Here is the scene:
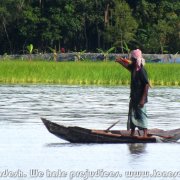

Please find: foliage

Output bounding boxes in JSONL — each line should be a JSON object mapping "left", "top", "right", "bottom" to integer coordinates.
{"left": 2, "top": 53, "right": 9, "bottom": 60}
{"left": 26, "top": 44, "right": 33, "bottom": 61}
{"left": 97, "top": 47, "right": 115, "bottom": 61}
{"left": 27, "top": 44, "right": 33, "bottom": 54}
{"left": 123, "top": 42, "right": 131, "bottom": 57}
{"left": 49, "top": 47, "right": 58, "bottom": 62}
{"left": 171, "top": 52, "right": 179, "bottom": 63}
{"left": 0, "top": 0, "right": 179, "bottom": 54}
{"left": 135, "top": 0, "right": 180, "bottom": 53}
{"left": 111, "top": 0, "right": 138, "bottom": 52}
{"left": 74, "top": 50, "right": 86, "bottom": 62}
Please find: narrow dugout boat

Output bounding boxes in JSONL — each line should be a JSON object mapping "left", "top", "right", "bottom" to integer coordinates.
{"left": 41, "top": 118, "right": 180, "bottom": 143}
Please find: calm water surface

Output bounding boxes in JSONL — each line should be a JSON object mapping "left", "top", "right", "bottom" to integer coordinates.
{"left": 0, "top": 85, "right": 180, "bottom": 180}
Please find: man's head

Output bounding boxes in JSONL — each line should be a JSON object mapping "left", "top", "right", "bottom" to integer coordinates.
{"left": 131, "top": 49, "right": 145, "bottom": 68}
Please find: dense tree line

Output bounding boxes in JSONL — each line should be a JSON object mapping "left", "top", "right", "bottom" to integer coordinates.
{"left": 0, "top": 0, "right": 179, "bottom": 55}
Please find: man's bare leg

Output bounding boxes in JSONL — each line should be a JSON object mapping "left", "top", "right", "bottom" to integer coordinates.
{"left": 131, "top": 129, "right": 135, "bottom": 136}
{"left": 143, "top": 128, "right": 148, "bottom": 137}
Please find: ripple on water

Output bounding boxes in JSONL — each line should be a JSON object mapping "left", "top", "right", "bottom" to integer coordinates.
{"left": 0, "top": 85, "right": 180, "bottom": 178}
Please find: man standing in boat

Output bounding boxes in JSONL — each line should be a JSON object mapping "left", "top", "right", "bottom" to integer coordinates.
{"left": 116, "top": 49, "right": 149, "bottom": 137}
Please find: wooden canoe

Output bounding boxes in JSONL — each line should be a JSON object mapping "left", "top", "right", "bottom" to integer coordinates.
{"left": 41, "top": 118, "right": 180, "bottom": 143}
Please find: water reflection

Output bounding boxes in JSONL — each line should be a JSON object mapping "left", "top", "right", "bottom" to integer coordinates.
{"left": 45, "top": 143, "right": 74, "bottom": 148}
{"left": 127, "top": 143, "right": 147, "bottom": 155}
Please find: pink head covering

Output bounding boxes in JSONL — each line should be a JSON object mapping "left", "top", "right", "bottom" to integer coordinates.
{"left": 131, "top": 49, "right": 145, "bottom": 68}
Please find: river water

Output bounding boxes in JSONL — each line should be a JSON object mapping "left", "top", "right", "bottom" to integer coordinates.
{"left": 0, "top": 85, "right": 180, "bottom": 180}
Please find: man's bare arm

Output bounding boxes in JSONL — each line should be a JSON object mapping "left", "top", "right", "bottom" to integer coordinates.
{"left": 115, "top": 57, "right": 131, "bottom": 71}
{"left": 139, "top": 84, "right": 149, "bottom": 107}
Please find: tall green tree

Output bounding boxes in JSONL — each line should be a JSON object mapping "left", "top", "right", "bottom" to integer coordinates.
{"left": 135, "top": 0, "right": 180, "bottom": 53}
{"left": 104, "top": 0, "right": 138, "bottom": 53}
{"left": 0, "top": 0, "right": 179, "bottom": 54}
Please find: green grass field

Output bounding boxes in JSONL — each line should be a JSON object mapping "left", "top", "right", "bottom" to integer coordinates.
{"left": 0, "top": 60, "right": 180, "bottom": 86}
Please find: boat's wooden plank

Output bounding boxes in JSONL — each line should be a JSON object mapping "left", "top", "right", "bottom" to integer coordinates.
{"left": 91, "top": 130, "right": 122, "bottom": 137}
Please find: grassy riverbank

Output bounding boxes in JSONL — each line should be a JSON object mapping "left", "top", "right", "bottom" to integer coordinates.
{"left": 0, "top": 60, "right": 180, "bottom": 86}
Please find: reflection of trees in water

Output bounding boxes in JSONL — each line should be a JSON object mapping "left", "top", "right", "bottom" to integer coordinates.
{"left": 128, "top": 143, "right": 147, "bottom": 155}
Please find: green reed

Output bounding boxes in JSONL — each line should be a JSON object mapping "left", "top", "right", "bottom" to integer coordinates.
{"left": 146, "top": 64, "right": 180, "bottom": 86}
{"left": 0, "top": 60, "right": 180, "bottom": 86}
